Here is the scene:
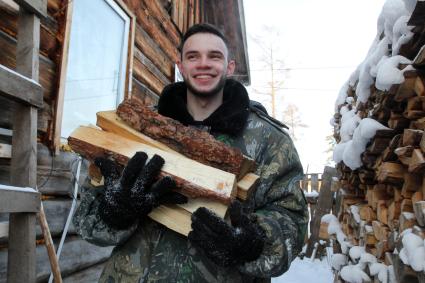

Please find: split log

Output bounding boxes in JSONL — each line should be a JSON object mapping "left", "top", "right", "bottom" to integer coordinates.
{"left": 376, "top": 162, "right": 405, "bottom": 184}
{"left": 394, "top": 146, "right": 414, "bottom": 165}
{"left": 401, "top": 199, "right": 414, "bottom": 213}
{"left": 359, "top": 205, "right": 377, "bottom": 222}
{"left": 408, "top": 149, "right": 425, "bottom": 173}
{"left": 401, "top": 173, "right": 422, "bottom": 198}
{"left": 68, "top": 126, "right": 237, "bottom": 204}
{"left": 394, "top": 73, "right": 418, "bottom": 102}
{"left": 388, "top": 201, "right": 401, "bottom": 224}
{"left": 413, "top": 201, "right": 425, "bottom": 227}
{"left": 95, "top": 110, "right": 259, "bottom": 199}
{"left": 116, "top": 99, "right": 255, "bottom": 179}
{"left": 399, "top": 212, "right": 417, "bottom": 232}
{"left": 402, "top": 129, "right": 423, "bottom": 146}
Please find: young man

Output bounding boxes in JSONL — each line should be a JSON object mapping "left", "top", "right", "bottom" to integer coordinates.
{"left": 74, "top": 23, "right": 308, "bottom": 282}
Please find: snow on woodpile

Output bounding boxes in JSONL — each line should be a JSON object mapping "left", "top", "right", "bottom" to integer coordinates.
{"left": 332, "top": 0, "right": 415, "bottom": 170}
{"left": 328, "top": 0, "right": 425, "bottom": 282}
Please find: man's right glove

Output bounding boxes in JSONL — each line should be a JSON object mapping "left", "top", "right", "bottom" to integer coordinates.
{"left": 95, "top": 152, "right": 187, "bottom": 230}
{"left": 188, "top": 200, "right": 266, "bottom": 267}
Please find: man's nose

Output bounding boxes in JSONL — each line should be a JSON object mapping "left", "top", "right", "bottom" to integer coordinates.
{"left": 197, "top": 56, "right": 211, "bottom": 68}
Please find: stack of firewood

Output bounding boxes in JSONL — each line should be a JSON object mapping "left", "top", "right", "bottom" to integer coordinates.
{"left": 324, "top": 3, "right": 425, "bottom": 282}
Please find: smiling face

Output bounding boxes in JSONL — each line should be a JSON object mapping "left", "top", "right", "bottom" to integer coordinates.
{"left": 178, "top": 32, "right": 235, "bottom": 98}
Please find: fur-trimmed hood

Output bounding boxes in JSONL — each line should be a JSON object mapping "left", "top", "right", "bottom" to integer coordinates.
{"left": 157, "top": 79, "right": 250, "bottom": 136}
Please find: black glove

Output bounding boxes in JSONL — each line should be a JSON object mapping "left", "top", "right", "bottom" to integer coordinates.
{"left": 188, "top": 200, "right": 266, "bottom": 267}
{"left": 95, "top": 152, "right": 187, "bottom": 230}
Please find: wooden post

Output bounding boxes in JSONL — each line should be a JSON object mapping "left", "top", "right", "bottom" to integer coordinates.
{"left": 8, "top": 8, "right": 40, "bottom": 283}
{"left": 311, "top": 173, "right": 319, "bottom": 192}
{"left": 306, "top": 167, "right": 337, "bottom": 257}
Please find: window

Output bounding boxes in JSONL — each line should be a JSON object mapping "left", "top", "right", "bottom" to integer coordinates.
{"left": 60, "top": 0, "right": 131, "bottom": 138}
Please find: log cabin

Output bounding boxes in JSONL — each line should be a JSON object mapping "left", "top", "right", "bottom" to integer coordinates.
{"left": 0, "top": 0, "right": 250, "bottom": 281}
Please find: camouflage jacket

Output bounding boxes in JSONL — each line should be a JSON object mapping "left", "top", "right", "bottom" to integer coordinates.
{"left": 73, "top": 80, "right": 308, "bottom": 282}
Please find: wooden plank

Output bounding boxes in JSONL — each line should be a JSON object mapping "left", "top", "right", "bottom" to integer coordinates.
{"left": 0, "top": 2, "right": 58, "bottom": 63}
{"left": 142, "top": 0, "right": 181, "bottom": 46}
{"left": 131, "top": 78, "right": 159, "bottom": 106}
{"left": 125, "top": 1, "right": 179, "bottom": 62}
{"left": 0, "top": 185, "right": 40, "bottom": 213}
{"left": 0, "top": 29, "right": 56, "bottom": 103}
{"left": 0, "top": 199, "right": 84, "bottom": 243}
{"left": 8, "top": 9, "right": 42, "bottom": 283}
{"left": 53, "top": 0, "right": 73, "bottom": 152}
{"left": 7, "top": 213, "right": 37, "bottom": 283}
{"left": 148, "top": 204, "right": 192, "bottom": 236}
{"left": 0, "top": 237, "right": 113, "bottom": 282}
{"left": 0, "top": 64, "right": 43, "bottom": 107}
{"left": 0, "top": 142, "right": 11, "bottom": 158}
{"left": 310, "top": 173, "right": 319, "bottom": 192}
{"left": 305, "top": 166, "right": 336, "bottom": 256}
{"left": 236, "top": 172, "right": 259, "bottom": 200}
{"left": 133, "top": 54, "right": 165, "bottom": 95}
{"left": 134, "top": 25, "right": 174, "bottom": 80}
{"left": 68, "top": 126, "right": 237, "bottom": 204}
{"left": 0, "top": 221, "right": 8, "bottom": 241}
{"left": 14, "top": 0, "right": 47, "bottom": 18}
{"left": 133, "top": 48, "right": 170, "bottom": 89}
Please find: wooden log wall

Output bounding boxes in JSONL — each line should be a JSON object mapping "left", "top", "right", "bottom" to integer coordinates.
{"left": 0, "top": 0, "right": 200, "bottom": 281}
{"left": 329, "top": 3, "right": 425, "bottom": 282}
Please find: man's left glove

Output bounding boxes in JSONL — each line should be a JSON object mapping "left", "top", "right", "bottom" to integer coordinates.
{"left": 188, "top": 200, "right": 266, "bottom": 267}
{"left": 95, "top": 152, "right": 187, "bottom": 230}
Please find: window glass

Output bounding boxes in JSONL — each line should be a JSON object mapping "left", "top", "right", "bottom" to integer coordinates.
{"left": 61, "top": 0, "right": 130, "bottom": 138}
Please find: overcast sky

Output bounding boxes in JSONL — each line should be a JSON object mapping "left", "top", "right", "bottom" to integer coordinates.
{"left": 243, "top": 0, "right": 386, "bottom": 173}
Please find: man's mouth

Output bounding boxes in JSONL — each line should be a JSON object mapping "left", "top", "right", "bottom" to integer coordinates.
{"left": 194, "top": 74, "right": 215, "bottom": 79}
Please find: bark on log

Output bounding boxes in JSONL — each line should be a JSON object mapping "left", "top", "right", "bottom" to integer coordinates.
{"left": 68, "top": 126, "right": 236, "bottom": 204}
{"left": 116, "top": 98, "right": 254, "bottom": 178}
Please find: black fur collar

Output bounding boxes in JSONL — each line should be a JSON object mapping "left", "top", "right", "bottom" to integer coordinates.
{"left": 157, "top": 79, "right": 250, "bottom": 136}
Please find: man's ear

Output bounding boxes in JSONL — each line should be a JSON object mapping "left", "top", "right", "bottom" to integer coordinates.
{"left": 226, "top": 60, "right": 236, "bottom": 76}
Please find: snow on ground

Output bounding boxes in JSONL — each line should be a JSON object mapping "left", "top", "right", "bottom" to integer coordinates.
{"left": 272, "top": 257, "right": 334, "bottom": 283}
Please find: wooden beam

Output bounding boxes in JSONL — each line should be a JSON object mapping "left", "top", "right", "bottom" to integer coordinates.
{"left": 7, "top": 213, "right": 37, "bottom": 283}
{"left": 14, "top": 0, "right": 47, "bottom": 19}
{"left": 0, "top": 64, "right": 43, "bottom": 108}
{"left": 0, "top": 142, "right": 11, "bottom": 158}
{"left": 0, "top": 185, "right": 40, "bottom": 213}
{"left": 134, "top": 24, "right": 174, "bottom": 80}
{"left": 53, "top": 0, "right": 73, "bottom": 152}
{"left": 0, "top": 221, "right": 8, "bottom": 240}
{"left": 68, "top": 126, "right": 237, "bottom": 204}
{"left": 306, "top": 166, "right": 336, "bottom": 256}
{"left": 8, "top": 8, "right": 43, "bottom": 283}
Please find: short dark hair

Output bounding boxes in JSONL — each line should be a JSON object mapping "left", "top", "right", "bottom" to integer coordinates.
{"left": 179, "top": 23, "right": 229, "bottom": 57}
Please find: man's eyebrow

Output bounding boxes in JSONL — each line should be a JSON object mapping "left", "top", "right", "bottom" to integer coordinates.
{"left": 209, "top": 50, "right": 225, "bottom": 56}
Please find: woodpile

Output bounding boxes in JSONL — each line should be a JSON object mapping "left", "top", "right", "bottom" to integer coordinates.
{"left": 325, "top": 3, "right": 425, "bottom": 283}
